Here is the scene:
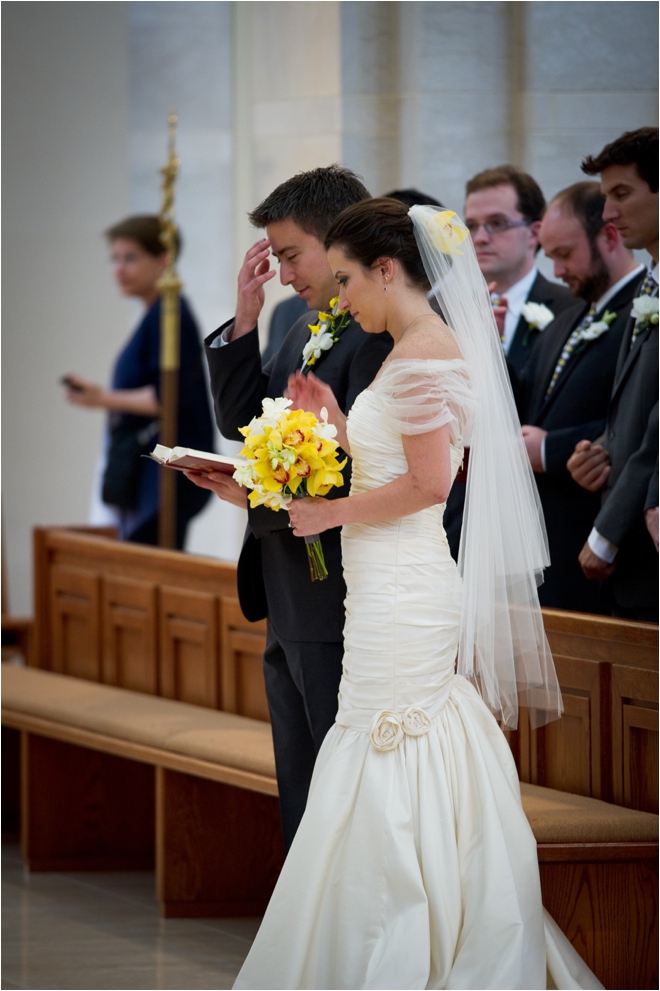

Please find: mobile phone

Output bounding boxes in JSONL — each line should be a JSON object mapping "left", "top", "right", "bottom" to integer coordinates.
{"left": 60, "top": 376, "right": 84, "bottom": 392}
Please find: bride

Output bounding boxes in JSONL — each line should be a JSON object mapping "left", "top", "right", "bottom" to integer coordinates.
{"left": 233, "top": 200, "right": 602, "bottom": 990}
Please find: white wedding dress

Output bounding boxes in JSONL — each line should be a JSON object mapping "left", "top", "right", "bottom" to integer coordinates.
{"left": 234, "top": 361, "right": 602, "bottom": 991}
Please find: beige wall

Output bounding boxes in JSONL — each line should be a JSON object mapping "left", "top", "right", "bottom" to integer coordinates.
{"left": 2, "top": 3, "right": 131, "bottom": 614}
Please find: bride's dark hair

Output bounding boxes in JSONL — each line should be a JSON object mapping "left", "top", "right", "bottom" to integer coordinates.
{"left": 325, "top": 198, "right": 430, "bottom": 291}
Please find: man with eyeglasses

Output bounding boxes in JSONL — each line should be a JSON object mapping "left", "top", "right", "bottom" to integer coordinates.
{"left": 464, "top": 165, "right": 575, "bottom": 376}
{"left": 443, "top": 165, "right": 575, "bottom": 561}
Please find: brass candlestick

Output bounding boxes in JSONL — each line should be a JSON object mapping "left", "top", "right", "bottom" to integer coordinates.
{"left": 157, "top": 112, "right": 182, "bottom": 549}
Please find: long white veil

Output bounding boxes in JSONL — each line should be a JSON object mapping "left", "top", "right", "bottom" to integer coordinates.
{"left": 409, "top": 205, "right": 563, "bottom": 729}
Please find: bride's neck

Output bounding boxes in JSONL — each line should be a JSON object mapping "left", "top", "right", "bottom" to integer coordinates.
{"left": 386, "top": 290, "right": 435, "bottom": 344}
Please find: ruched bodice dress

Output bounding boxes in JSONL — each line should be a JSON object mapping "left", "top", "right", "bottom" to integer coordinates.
{"left": 234, "top": 361, "right": 602, "bottom": 991}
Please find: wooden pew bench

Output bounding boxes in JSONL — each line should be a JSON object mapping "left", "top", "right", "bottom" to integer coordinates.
{"left": 2, "top": 665, "right": 285, "bottom": 918}
{"left": 3, "top": 665, "right": 657, "bottom": 988}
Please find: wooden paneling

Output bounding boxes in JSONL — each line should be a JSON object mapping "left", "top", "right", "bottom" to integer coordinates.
{"left": 21, "top": 732, "right": 154, "bottom": 871}
{"left": 49, "top": 564, "right": 102, "bottom": 681}
{"left": 220, "top": 598, "right": 269, "bottom": 721}
{"left": 156, "top": 768, "right": 284, "bottom": 917}
{"left": 530, "top": 654, "right": 608, "bottom": 800}
{"left": 102, "top": 576, "right": 158, "bottom": 694}
{"left": 612, "top": 664, "right": 659, "bottom": 814}
{"left": 539, "top": 856, "right": 658, "bottom": 991}
{"left": 159, "top": 587, "right": 219, "bottom": 708}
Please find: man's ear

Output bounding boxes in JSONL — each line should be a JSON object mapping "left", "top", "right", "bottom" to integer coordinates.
{"left": 597, "top": 222, "right": 620, "bottom": 255}
{"left": 528, "top": 220, "right": 542, "bottom": 250}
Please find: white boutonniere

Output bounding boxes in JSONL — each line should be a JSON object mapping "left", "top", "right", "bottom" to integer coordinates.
{"left": 579, "top": 309, "right": 616, "bottom": 342}
{"left": 631, "top": 295, "right": 659, "bottom": 328}
{"left": 520, "top": 301, "right": 555, "bottom": 332}
{"left": 301, "top": 297, "right": 350, "bottom": 369}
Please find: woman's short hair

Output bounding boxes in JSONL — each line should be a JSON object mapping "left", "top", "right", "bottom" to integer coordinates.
{"left": 105, "top": 215, "right": 181, "bottom": 258}
{"left": 325, "top": 198, "right": 430, "bottom": 291}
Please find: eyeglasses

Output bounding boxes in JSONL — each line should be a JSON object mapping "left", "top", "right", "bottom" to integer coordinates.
{"left": 465, "top": 218, "right": 532, "bottom": 236}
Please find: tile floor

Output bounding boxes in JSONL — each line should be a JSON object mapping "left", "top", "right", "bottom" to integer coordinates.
{"left": 1, "top": 840, "right": 260, "bottom": 990}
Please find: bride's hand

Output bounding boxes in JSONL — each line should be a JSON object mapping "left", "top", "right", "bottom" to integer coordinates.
{"left": 288, "top": 496, "right": 336, "bottom": 536}
{"left": 285, "top": 371, "right": 339, "bottom": 422}
{"left": 285, "top": 371, "right": 349, "bottom": 451}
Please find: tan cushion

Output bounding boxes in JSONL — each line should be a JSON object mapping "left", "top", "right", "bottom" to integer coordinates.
{"left": 4, "top": 667, "right": 658, "bottom": 845}
{"left": 521, "top": 781, "right": 658, "bottom": 844}
{"left": 2, "top": 666, "right": 276, "bottom": 779}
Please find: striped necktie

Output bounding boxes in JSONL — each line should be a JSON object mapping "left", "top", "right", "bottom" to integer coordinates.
{"left": 545, "top": 304, "right": 597, "bottom": 398}
{"left": 631, "top": 270, "right": 658, "bottom": 347}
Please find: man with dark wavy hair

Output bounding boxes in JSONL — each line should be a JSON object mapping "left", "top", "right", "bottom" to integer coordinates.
{"left": 193, "top": 166, "right": 392, "bottom": 848}
{"left": 568, "top": 127, "right": 659, "bottom": 620}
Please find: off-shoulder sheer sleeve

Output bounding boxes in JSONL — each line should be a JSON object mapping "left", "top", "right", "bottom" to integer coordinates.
{"left": 371, "top": 358, "right": 475, "bottom": 443}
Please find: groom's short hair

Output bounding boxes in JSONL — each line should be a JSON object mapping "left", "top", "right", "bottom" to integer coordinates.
{"left": 249, "top": 165, "right": 371, "bottom": 241}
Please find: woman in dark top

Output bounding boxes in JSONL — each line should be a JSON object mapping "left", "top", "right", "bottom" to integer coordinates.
{"left": 65, "top": 215, "right": 213, "bottom": 547}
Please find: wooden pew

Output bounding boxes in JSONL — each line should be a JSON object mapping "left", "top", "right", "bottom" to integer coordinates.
{"left": 30, "top": 528, "right": 658, "bottom": 819}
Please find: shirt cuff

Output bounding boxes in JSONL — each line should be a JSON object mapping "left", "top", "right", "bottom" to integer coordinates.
{"left": 588, "top": 527, "right": 618, "bottom": 563}
{"left": 540, "top": 436, "right": 547, "bottom": 473}
{"left": 209, "top": 324, "right": 234, "bottom": 348}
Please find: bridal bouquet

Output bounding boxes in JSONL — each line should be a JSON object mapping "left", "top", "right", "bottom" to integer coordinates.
{"left": 233, "top": 397, "right": 347, "bottom": 580}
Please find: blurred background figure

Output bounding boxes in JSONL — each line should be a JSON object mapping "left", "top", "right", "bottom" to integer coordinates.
{"left": 64, "top": 215, "right": 213, "bottom": 548}
{"left": 464, "top": 165, "right": 575, "bottom": 375}
{"left": 514, "top": 181, "right": 644, "bottom": 612}
{"left": 383, "top": 188, "right": 445, "bottom": 209}
{"left": 569, "top": 127, "right": 659, "bottom": 621}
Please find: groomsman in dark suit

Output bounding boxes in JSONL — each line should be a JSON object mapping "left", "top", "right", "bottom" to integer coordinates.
{"left": 515, "top": 182, "right": 644, "bottom": 613}
{"left": 444, "top": 165, "right": 575, "bottom": 559}
{"left": 464, "top": 165, "right": 575, "bottom": 375}
{"left": 569, "top": 128, "right": 659, "bottom": 621}
{"left": 192, "top": 167, "right": 392, "bottom": 848}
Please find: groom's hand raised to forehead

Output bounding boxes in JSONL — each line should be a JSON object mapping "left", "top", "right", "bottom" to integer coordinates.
{"left": 234, "top": 238, "right": 277, "bottom": 339}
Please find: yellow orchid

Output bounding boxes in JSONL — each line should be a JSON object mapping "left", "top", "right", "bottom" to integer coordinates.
{"left": 233, "top": 397, "right": 347, "bottom": 580}
{"left": 432, "top": 210, "right": 469, "bottom": 255}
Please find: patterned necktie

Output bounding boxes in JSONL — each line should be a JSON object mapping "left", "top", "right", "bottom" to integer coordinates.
{"left": 630, "top": 270, "right": 658, "bottom": 347}
{"left": 545, "top": 304, "right": 597, "bottom": 398}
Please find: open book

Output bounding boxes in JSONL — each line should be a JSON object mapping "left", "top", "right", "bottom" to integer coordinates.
{"left": 148, "top": 444, "right": 243, "bottom": 475}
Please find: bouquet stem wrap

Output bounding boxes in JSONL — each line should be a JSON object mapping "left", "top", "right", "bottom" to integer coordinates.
{"left": 291, "top": 493, "right": 328, "bottom": 581}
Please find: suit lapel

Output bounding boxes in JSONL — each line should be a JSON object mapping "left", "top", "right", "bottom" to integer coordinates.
{"left": 611, "top": 321, "right": 653, "bottom": 401}
{"left": 507, "top": 273, "right": 558, "bottom": 371}
{"left": 610, "top": 276, "right": 656, "bottom": 399}
{"left": 531, "top": 304, "right": 589, "bottom": 419}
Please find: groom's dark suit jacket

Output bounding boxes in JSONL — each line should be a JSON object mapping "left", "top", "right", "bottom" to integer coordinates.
{"left": 513, "top": 271, "right": 644, "bottom": 613}
{"left": 506, "top": 271, "right": 576, "bottom": 376}
{"left": 205, "top": 315, "right": 392, "bottom": 641}
{"left": 595, "top": 283, "right": 659, "bottom": 615}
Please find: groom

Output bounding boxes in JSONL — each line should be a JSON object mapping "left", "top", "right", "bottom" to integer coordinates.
{"left": 204, "top": 166, "right": 392, "bottom": 848}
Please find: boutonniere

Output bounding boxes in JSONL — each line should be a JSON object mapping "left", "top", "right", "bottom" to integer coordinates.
{"left": 520, "top": 302, "right": 554, "bottom": 345}
{"left": 579, "top": 309, "right": 616, "bottom": 342}
{"left": 631, "top": 295, "right": 659, "bottom": 329}
{"left": 301, "top": 297, "right": 350, "bottom": 369}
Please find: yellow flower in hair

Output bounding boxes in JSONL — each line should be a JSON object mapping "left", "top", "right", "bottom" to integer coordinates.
{"left": 432, "top": 210, "right": 469, "bottom": 255}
